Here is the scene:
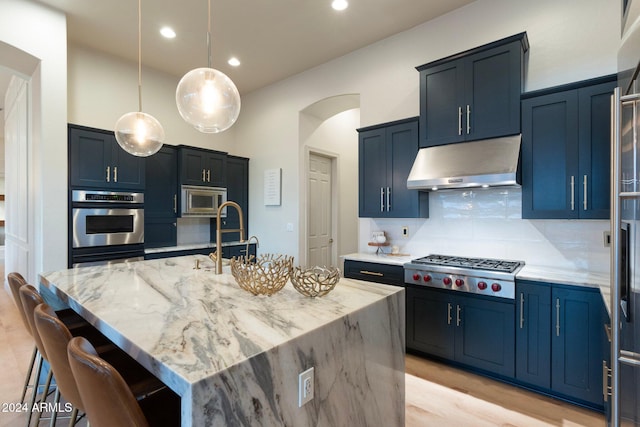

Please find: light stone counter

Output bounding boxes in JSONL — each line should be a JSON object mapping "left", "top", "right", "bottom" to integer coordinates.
{"left": 341, "top": 252, "right": 414, "bottom": 266}
{"left": 39, "top": 255, "right": 405, "bottom": 427}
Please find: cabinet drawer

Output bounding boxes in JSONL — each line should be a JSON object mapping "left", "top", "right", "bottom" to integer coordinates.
{"left": 343, "top": 260, "right": 404, "bottom": 286}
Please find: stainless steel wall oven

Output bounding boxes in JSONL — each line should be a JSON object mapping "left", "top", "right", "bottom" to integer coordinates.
{"left": 69, "top": 190, "right": 144, "bottom": 267}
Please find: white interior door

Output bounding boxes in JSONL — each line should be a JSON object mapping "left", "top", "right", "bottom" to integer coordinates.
{"left": 307, "top": 153, "right": 332, "bottom": 267}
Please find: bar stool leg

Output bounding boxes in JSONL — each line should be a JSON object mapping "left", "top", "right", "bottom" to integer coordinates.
{"left": 68, "top": 407, "right": 78, "bottom": 427}
{"left": 32, "top": 368, "right": 53, "bottom": 426}
{"left": 49, "top": 388, "right": 60, "bottom": 427}
{"left": 26, "top": 354, "right": 43, "bottom": 427}
{"left": 19, "top": 347, "right": 38, "bottom": 404}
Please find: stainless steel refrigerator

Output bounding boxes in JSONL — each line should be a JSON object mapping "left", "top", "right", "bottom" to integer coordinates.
{"left": 612, "top": 1, "right": 640, "bottom": 425}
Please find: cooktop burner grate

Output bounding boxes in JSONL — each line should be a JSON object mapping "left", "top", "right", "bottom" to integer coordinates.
{"left": 412, "top": 254, "right": 524, "bottom": 274}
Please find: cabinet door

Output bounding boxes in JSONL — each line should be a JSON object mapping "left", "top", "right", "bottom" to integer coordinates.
{"left": 522, "top": 91, "right": 579, "bottom": 219}
{"left": 386, "top": 120, "right": 420, "bottom": 218}
{"left": 551, "top": 287, "right": 605, "bottom": 406}
{"left": 465, "top": 42, "right": 522, "bottom": 142}
{"left": 578, "top": 81, "right": 616, "bottom": 219}
{"left": 358, "top": 128, "right": 388, "bottom": 217}
{"left": 69, "top": 127, "right": 112, "bottom": 188}
{"left": 515, "top": 281, "right": 551, "bottom": 388}
{"left": 204, "top": 152, "right": 227, "bottom": 187}
{"left": 180, "top": 149, "right": 207, "bottom": 185}
{"left": 406, "top": 287, "right": 455, "bottom": 359}
{"left": 110, "top": 142, "right": 145, "bottom": 190}
{"left": 144, "top": 146, "right": 177, "bottom": 248}
{"left": 419, "top": 60, "right": 466, "bottom": 147}
{"left": 455, "top": 294, "right": 515, "bottom": 377}
{"left": 213, "top": 156, "right": 248, "bottom": 243}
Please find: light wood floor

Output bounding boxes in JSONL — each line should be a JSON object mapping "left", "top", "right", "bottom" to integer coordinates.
{"left": 0, "top": 273, "right": 605, "bottom": 426}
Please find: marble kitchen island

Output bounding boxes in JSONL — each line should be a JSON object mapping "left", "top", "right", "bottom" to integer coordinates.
{"left": 38, "top": 255, "right": 405, "bottom": 427}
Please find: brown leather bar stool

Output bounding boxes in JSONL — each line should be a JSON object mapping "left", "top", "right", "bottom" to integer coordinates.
{"left": 68, "top": 336, "right": 181, "bottom": 427}
{"left": 34, "top": 304, "right": 88, "bottom": 427}
{"left": 6, "top": 272, "right": 37, "bottom": 405}
{"left": 18, "top": 284, "right": 56, "bottom": 427}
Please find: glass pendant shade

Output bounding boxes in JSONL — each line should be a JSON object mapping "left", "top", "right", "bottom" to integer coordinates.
{"left": 176, "top": 67, "right": 241, "bottom": 133}
{"left": 114, "top": 111, "right": 165, "bottom": 157}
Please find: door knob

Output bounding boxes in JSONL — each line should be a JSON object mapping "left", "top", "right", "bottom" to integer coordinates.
{"left": 329, "top": 238, "right": 334, "bottom": 243}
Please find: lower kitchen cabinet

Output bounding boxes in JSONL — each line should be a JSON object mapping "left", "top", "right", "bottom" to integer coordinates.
{"left": 407, "top": 286, "right": 515, "bottom": 378}
{"left": 516, "top": 280, "right": 607, "bottom": 408}
{"left": 343, "top": 260, "right": 404, "bottom": 286}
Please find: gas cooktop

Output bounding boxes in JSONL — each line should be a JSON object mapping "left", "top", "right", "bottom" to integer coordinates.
{"left": 411, "top": 254, "right": 524, "bottom": 274}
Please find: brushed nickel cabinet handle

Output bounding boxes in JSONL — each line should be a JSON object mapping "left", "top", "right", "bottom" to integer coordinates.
{"left": 106, "top": 166, "right": 110, "bottom": 182}
{"left": 113, "top": 166, "right": 118, "bottom": 182}
{"left": 570, "top": 176, "right": 575, "bottom": 211}
{"left": 519, "top": 293, "right": 525, "bottom": 329}
{"left": 202, "top": 168, "right": 206, "bottom": 182}
{"left": 386, "top": 187, "right": 390, "bottom": 212}
{"left": 555, "top": 298, "right": 560, "bottom": 336}
{"left": 466, "top": 105, "right": 471, "bottom": 134}
{"left": 583, "top": 175, "right": 588, "bottom": 210}
{"left": 456, "top": 305, "right": 461, "bottom": 327}
{"left": 173, "top": 194, "right": 177, "bottom": 213}
{"left": 380, "top": 187, "right": 384, "bottom": 212}
{"left": 602, "top": 360, "right": 611, "bottom": 401}
{"left": 458, "top": 107, "right": 463, "bottom": 135}
{"left": 359, "top": 270, "right": 383, "bottom": 277}
{"left": 207, "top": 169, "right": 211, "bottom": 182}
{"left": 447, "top": 303, "right": 452, "bottom": 325}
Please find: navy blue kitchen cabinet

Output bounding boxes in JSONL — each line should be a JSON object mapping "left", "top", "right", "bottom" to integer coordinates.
{"left": 144, "top": 243, "right": 256, "bottom": 261}
{"left": 516, "top": 279, "right": 606, "bottom": 409}
{"left": 358, "top": 118, "right": 428, "bottom": 218}
{"left": 343, "top": 260, "right": 404, "bottom": 286}
{"left": 515, "top": 280, "right": 552, "bottom": 389}
{"left": 407, "top": 286, "right": 515, "bottom": 378}
{"left": 211, "top": 155, "right": 249, "bottom": 243}
{"left": 178, "top": 146, "right": 227, "bottom": 187}
{"left": 521, "top": 77, "right": 616, "bottom": 219}
{"left": 416, "top": 33, "right": 527, "bottom": 147}
{"left": 145, "top": 145, "right": 178, "bottom": 248}
{"left": 69, "top": 124, "right": 145, "bottom": 190}
{"left": 551, "top": 285, "right": 606, "bottom": 407}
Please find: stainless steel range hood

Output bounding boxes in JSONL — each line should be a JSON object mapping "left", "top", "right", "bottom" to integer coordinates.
{"left": 406, "top": 135, "right": 521, "bottom": 191}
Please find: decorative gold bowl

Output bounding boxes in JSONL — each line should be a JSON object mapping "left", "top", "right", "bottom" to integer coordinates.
{"left": 290, "top": 266, "right": 341, "bottom": 298}
{"left": 230, "top": 254, "right": 293, "bottom": 296}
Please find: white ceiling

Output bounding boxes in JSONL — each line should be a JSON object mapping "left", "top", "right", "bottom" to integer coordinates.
{"left": 0, "top": 0, "right": 476, "bottom": 124}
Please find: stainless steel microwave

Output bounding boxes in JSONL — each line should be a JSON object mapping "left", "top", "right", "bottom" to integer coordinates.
{"left": 181, "top": 185, "right": 227, "bottom": 217}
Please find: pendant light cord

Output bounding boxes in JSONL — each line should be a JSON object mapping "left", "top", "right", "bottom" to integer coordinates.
{"left": 207, "top": 0, "right": 212, "bottom": 68}
{"left": 138, "top": 0, "right": 143, "bottom": 112}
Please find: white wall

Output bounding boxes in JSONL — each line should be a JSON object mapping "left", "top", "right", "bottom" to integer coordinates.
{"left": 0, "top": 0, "right": 67, "bottom": 282}
{"left": 234, "top": 0, "right": 620, "bottom": 268}
{"left": 68, "top": 45, "right": 237, "bottom": 152}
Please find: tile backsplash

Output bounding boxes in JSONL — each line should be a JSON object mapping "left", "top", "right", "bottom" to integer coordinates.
{"left": 359, "top": 188, "right": 610, "bottom": 274}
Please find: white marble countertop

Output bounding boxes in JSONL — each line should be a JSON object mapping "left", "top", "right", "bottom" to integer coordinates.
{"left": 342, "top": 252, "right": 414, "bottom": 266}
{"left": 38, "top": 255, "right": 404, "bottom": 425}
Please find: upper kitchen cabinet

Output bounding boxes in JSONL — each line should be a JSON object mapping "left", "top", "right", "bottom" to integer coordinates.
{"left": 358, "top": 117, "right": 429, "bottom": 218}
{"left": 521, "top": 76, "right": 616, "bottom": 219}
{"left": 69, "top": 124, "right": 145, "bottom": 190}
{"left": 145, "top": 145, "right": 178, "bottom": 248}
{"left": 211, "top": 155, "right": 249, "bottom": 243}
{"left": 416, "top": 33, "right": 528, "bottom": 147}
{"left": 178, "top": 146, "right": 227, "bottom": 187}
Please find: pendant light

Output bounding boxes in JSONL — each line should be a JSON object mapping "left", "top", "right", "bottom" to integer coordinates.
{"left": 114, "top": 0, "right": 165, "bottom": 157}
{"left": 175, "top": 0, "right": 241, "bottom": 133}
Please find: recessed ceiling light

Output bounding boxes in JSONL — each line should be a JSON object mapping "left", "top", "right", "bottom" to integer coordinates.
{"left": 228, "top": 57, "right": 241, "bottom": 67}
{"left": 160, "top": 26, "right": 176, "bottom": 39}
{"left": 331, "top": 0, "right": 348, "bottom": 11}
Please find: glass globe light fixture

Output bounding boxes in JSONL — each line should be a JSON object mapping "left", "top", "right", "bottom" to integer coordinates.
{"left": 176, "top": 0, "right": 241, "bottom": 133}
{"left": 115, "top": 111, "right": 165, "bottom": 157}
{"left": 114, "top": 0, "right": 165, "bottom": 157}
{"left": 176, "top": 67, "right": 241, "bottom": 133}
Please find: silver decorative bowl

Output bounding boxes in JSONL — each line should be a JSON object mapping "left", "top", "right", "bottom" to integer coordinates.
{"left": 230, "top": 254, "right": 293, "bottom": 296}
{"left": 290, "top": 266, "right": 340, "bottom": 297}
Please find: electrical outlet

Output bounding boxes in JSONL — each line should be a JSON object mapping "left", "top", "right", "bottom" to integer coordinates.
{"left": 402, "top": 226, "right": 409, "bottom": 238}
{"left": 603, "top": 231, "right": 611, "bottom": 247}
{"left": 298, "top": 367, "right": 314, "bottom": 407}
